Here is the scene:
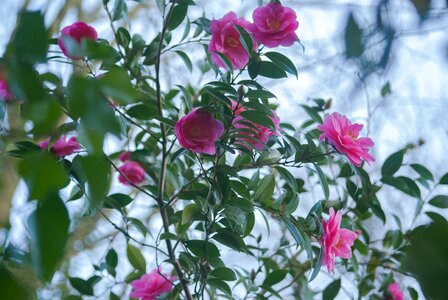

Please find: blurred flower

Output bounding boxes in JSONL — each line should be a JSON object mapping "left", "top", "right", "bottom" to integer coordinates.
{"left": 118, "top": 161, "right": 145, "bottom": 185}
{"left": 58, "top": 21, "right": 98, "bottom": 59}
{"left": 387, "top": 282, "right": 404, "bottom": 300}
{"left": 209, "top": 12, "right": 256, "bottom": 69}
{"left": 130, "top": 269, "right": 175, "bottom": 300}
{"left": 119, "top": 151, "right": 131, "bottom": 162}
{"left": 317, "top": 112, "right": 374, "bottom": 167}
{"left": 175, "top": 108, "right": 224, "bottom": 155}
{"left": 321, "top": 208, "right": 358, "bottom": 273}
{"left": 0, "top": 78, "right": 12, "bottom": 101}
{"left": 247, "top": 3, "right": 299, "bottom": 48}
{"left": 39, "top": 136, "right": 81, "bottom": 157}
{"left": 231, "top": 100, "right": 281, "bottom": 150}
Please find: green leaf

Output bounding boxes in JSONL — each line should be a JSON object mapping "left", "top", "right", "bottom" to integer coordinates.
{"left": 28, "top": 195, "right": 70, "bottom": 281}
{"left": 19, "top": 153, "right": 69, "bottom": 201}
{"left": 72, "top": 155, "right": 111, "bottom": 207}
{"left": 323, "top": 278, "right": 341, "bottom": 300}
{"left": 113, "top": 0, "right": 127, "bottom": 21}
{"left": 429, "top": 195, "right": 448, "bottom": 208}
{"left": 234, "top": 24, "right": 254, "bottom": 54}
{"left": 106, "top": 249, "right": 118, "bottom": 276}
{"left": 381, "top": 176, "right": 421, "bottom": 199}
{"left": 99, "top": 69, "right": 138, "bottom": 104}
{"left": 381, "top": 81, "right": 392, "bottom": 97}
{"left": 262, "top": 270, "right": 287, "bottom": 287}
{"left": 264, "top": 52, "right": 298, "bottom": 78}
{"left": 275, "top": 166, "right": 298, "bottom": 192}
{"left": 166, "top": 4, "right": 188, "bottom": 30}
{"left": 104, "top": 193, "right": 133, "bottom": 209}
{"left": 439, "top": 172, "right": 448, "bottom": 185}
{"left": 9, "top": 11, "right": 48, "bottom": 64}
{"left": 344, "top": 13, "right": 363, "bottom": 58}
{"left": 212, "top": 229, "right": 246, "bottom": 251}
{"left": 239, "top": 110, "right": 275, "bottom": 130}
{"left": 313, "top": 164, "right": 329, "bottom": 200}
{"left": 300, "top": 105, "right": 323, "bottom": 124}
{"left": 127, "top": 244, "right": 146, "bottom": 272}
{"left": 283, "top": 219, "right": 313, "bottom": 265}
{"left": 254, "top": 174, "right": 275, "bottom": 203}
{"left": 0, "top": 266, "right": 31, "bottom": 299}
{"left": 381, "top": 150, "right": 404, "bottom": 177}
{"left": 116, "top": 27, "right": 131, "bottom": 48}
{"left": 258, "top": 61, "right": 287, "bottom": 79}
{"left": 402, "top": 220, "right": 448, "bottom": 300}
{"left": 309, "top": 247, "right": 323, "bottom": 282}
{"left": 126, "top": 104, "right": 159, "bottom": 120}
{"left": 410, "top": 163, "right": 433, "bottom": 181}
{"left": 185, "top": 240, "right": 220, "bottom": 258}
{"left": 69, "top": 277, "right": 94, "bottom": 296}
{"left": 175, "top": 50, "right": 193, "bottom": 72}
{"left": 210, "top": 267, "right": 237, "bottom": 281}
{"left": 181, "top": 204, "right": 202, "bottom": 224}
{"left": 245, "top": 89, "right": 276, "bottom": 99}
{"left": 207, "top": 278, "right": 232, "bottom": 296}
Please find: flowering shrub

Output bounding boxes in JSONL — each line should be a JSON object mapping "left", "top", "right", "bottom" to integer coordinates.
{"left": 0, "top": 1, "right": 447, "bottom": 300}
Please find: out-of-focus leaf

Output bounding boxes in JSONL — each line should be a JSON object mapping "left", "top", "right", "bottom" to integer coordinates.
{"left": 344, "top": 13, "right": 363, "bottom": 58}
{"left": 323, "top": 278, "right": 341, "bottom": 300}
{"left": 98, "top": 69, "right": 138, "bottom": 104}
{"left": 262, "top": 270, "right": 287, "bottom": 287}
{"left": 210, "top": 267, "right": 237, "bottom": 281}
{"left": 69, "top": 277, "right": 94, "bottom": 296}
{"left": 0, "top": 266, "right": 31, "bottom": 299}
{"left": 185, "top": 240, "right": 220, "bottom": 258}
{"left": 428, "top": 195, "right": 448, "bottom": 208}
{"left": 28, "top": 195, "right": 70, "bottom": 281}
{"left": 127, "top": 244, "right": 146, "bottom": 272}
{"left": 381, "top": 150, "right": 404, "bottom": 177}
{"left": 167, "top": 4, "right": 188, "bottom": 30}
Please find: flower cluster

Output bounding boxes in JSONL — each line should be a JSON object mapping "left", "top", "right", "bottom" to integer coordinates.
{"left": 209, "top": 3, "right": 299, "bottom": 69}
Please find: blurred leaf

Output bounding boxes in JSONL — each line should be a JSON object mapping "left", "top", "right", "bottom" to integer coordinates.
{"left": 262, "top": 270, "right": 287, "bottom": 287}
{"left": 381, "top": 176, "right": 421, "bottom": 198}
{"left": 106, "top": 249, "right": 118, "bottom": 275}
{"left": 402, "top": 220, "right": 448, "bottom": 300}
{"left": 19, "top": 153, "right": 69, "bottom": 201}
{"left": 210, "top": 267, "right": 237, "bottom": 281}
{"left": 301, "top": 105, "right": 323, "bottom": 124}
{"left": 410, "top": 0, "right": 432, "bottom": 19}
{"left": 381, "top": 150, "right": 404, "bottom": 177}
{"left": 439, "top": 172, "right": 448, "bottom": 185}
{"left": 428, "top": 195, "right": 448, "bottom": 208}
{"left": 127, "top": 244, "right": 146, "bottom": 272}
{"left": 69, "top": 277, "right": 94, "bottom": 296}
{"left": 323, "top": 278, "right": 341, "bottom": 300}
{"left": 344, "top": 13, "right": 363, "bottom": 58}
{"left": 9, "top": 10, "right": 48, "bottom": 64}
{"left": 104, "top": 193, "right": 133, "bottom": 209}
{"left": 175, "top": 50, "right": 193, "bottom": 72}
{"left": 113, "top": 0, "right": 127, "bottom": 21}
{"left": 207, "top": 278, "right": 232, "bottom": 296}
{"left": 116, "top": 27, "right": 131, "bottom": 48}
{"left": 410, "top": 163, "right": 433, "bottom": 181}
{"left": 309, "top": 247, "right": 323, "bottom": 282}
{"left": 0, "top": 266, "right": 31, "bottom": 299}
{"left": 181, "top": 204, "right": 202, "bottom": 225}
{"left": 212, "top": 229, "right": 246, "bottom": 251}
{"left": 381, "top": 81, "right": 392, "bottom": 97}
{"left": 314, "top": 164, "right": 329, "bottom": 200}
{"left": 239, "top": 110, "right": 275, "bottom": 130}
{"left": 99, "top": 69, "right": 138, "bottom": 104}
{"left": 254, "top": 174, "right": 275, "bottom": 203}
{"left": 28, "top": 195, "right": 69, "bottom": 281}
{"left": 72, "top": 155, "right": 111, "bottom": 207}
{"left": 126, "top": 104, "right": 159, "bottom": 120}
{"left": 283, "top": 218, "right": 313, "bottom": 265}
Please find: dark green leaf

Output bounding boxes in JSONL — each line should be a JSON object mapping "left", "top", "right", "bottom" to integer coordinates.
{"left": 262, "top": 270, "right": 287, "bottom": 287}
{"left": 275, "top": 166, "right": 298, "bottom": 192}
{"left": 175, "top": 50, "right": 193, "bottom": 72}
{"left": 381, "top": 81, "right": 392, "bottom": 97}
{"left": 381, "top": 150, "right": 404, "bottom": 177}
{"left": 439, "top": 172, "right": 448, "bottom": 185}
{"left": 28, "top": 195, "right": 69, "bottom": 281}
{"left": 166, "top": 4, "right": 188, "bottom": 30}
{"left": 99, "top": 69, "right": 138, "bottom": 104}
{"left": 258, "top": 61, "right": 287, "bottom": 79}
{"left": 239, "top": 110, "right": 275, "bottom": 130}
{"left": 254, "top": 174, "right": 275, "bottom": 203}
{"left": 429, "top": 195, "right": 448, "bottom": 208}
{"left": 181, "top": 204, "right": 202, "bottom": 224}
{"left": 104, "top": 193, "right": 133, "bottom": 209}
{"left": 313, "top": 164, "right": 329, "bottom": 200}
{"left": 0, "top": 266, "right": 31, "bottom": 299}
{"left": 410, "top": 163, "right": 433, "bottom": 181}
{"left": 344, "top": 13, "right": 363, "bottom": 58}
{"left": 300, "top": 105, "right": 323, "bottom": 124}
{"left": 234, "top": 24, "right": 254, "bottom": 54}
{"left": 264, "top": 52, "right": 298, "bottom": 78}
{"left": 69, "top": 277, "right": 94, "bottom": 296}
{"left": 323, "top": 278, "right": 341, "bottom": 300}
{"left": 126, "top": 104, "right": 159, "bottom": 120}
{"left": 207, "top": 278, "right": 232, "bottom": 296}
{"left": 381, "top": 176, "right": 421, "bottom": 199}
{"left": 210, "top": 267, "right": 237, "bottom": 281}
{"left": 185, "top": 240, "right": 220, "bottom": 258}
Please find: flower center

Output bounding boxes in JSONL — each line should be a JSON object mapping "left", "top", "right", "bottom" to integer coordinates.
{"left": 267, "top": 18, "right": 281, "bottom": 30}
{"left": 189, "top": 126, "right": 203, "bottom": 137}
{"left": 226, "top": 37, "right": 239, "bottom": 48}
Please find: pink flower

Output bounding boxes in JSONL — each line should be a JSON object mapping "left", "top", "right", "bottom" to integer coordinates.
{"left": 130, "top": 269, "right": 175, "bottom": 300}
{"left": 119, "top": 151, "right": 132, "bottom": 162}
{"left": 231, "top": 101, "right": 281, "bottom": 150}
{"left": 387, "top": 282, "right": 404, "bottom": 300}
{"left": 0, "top": 78, "right": 12, "bottom": 101}
{"left": 317, "top": 112, "right": 374, "bottom": 167}
{"left": 209, "top": 12, "right": 257, "bottom": 69}
{"left": 58, "top": 21, "right": 98, "bottom": 59}
{"left": 175, "top": 108, "right": 224, "bottom": 155}
{"left": 247, "top": 3, "right": 299, "bottom": 48}
{"left": 39, "top": 136, "right": 81, "bottom": 157}
{"left": 118, "top": 161, "right": 145, "bottom": 185}
{"left": 321, "top": 208, "right": 358, "bottom": 273}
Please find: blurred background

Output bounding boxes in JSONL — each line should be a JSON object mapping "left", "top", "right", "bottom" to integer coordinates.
{"left": 1, "top": 0, "right": 447, "bottom": 299}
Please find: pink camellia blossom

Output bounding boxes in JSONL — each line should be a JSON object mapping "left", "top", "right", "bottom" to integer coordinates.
{"left": 247, "top": 3, "right": 299, "bottom": 48}
{"left": 119, "top": 151, "right": 132, "bottom": 162}
{"left": 130, "top": 269, "right": 175, "bottom": 300}
{"left": 387, "top": 282, "right": 404, "bottom": 300}
{"left": 118, "top": 161, "right": 145, "bottom": 186}
{"left": 0, "top": 78, "right": 12, "bottom": 101}
{"left": 39, "top": 136, "right": 81, "bottom": 157}
{"left": 58, "top": 21, "right": 98, "bottom": 59}
{"left": 317, "top": 112, "right": 374, "bottom": 167}
{"left": 321, "top": 208, "right": 358, "bottom": 273}
{"left": 209, "top": 12, "right": 257, "bottom": 69}
{"left": 175, "top": 108, "right": 224, "bottom": 155}
{"left": 231, "top": 101, "right": 281, "bottom": 150}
